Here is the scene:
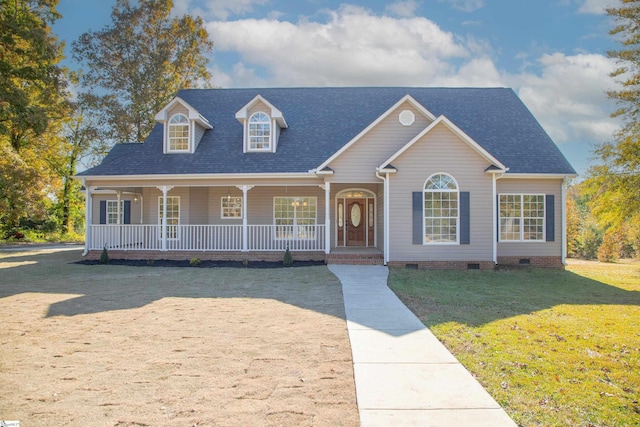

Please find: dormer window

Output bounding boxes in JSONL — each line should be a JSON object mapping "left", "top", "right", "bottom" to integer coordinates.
{"left": 168, "top": 114, "right": 190, "bottom": 152}
{"left": 155, "top": 97, "right": 212, "bottom": 154}
{"left": 249, "top": 112, "right": 271, "bottom": 150}
{"left": 236, "top": 95, "right": 287, "bottom": 153}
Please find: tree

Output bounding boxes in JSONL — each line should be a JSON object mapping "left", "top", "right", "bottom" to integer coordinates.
{"left": 55, "top": 105, "right": 99, "bottom": 234}
{"left": 583, "top": 1, "right": 640, "bottom": 237}
{"left": 0, "top": 0, "right": 67, "bottom": 152}
{"left": 71, "top": 0, "right": 213, "bottom": 154}
{"left": 0, "top": 0, "right": 69, "bottom": 235}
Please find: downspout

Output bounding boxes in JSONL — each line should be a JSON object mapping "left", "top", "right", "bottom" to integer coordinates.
{"left": 492, "top": 174, "right": 497, "bottom": 265}
{"left": 562, "top": 176, "right": 568, "bottom": 265}
{"left": 375, "top": 171, "right": 390, "bottom": 265}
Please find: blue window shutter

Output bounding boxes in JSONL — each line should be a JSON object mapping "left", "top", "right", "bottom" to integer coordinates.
{"left": 99, "top": 201, "right": 106, "bottom": 224}
{"left": 460, "top": 192, "right": 470, "bottom": 244}
{"left": 546, "top": 194, "right": 555, "bottom": 242}
{"left": 412, "top": 191, "right": 423, "bottom": 245}
{"left": 124, "top": 200, "right": 131, "bottom": 224}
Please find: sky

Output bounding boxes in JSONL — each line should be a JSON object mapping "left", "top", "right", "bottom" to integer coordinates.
{"left": 52, "top": 0, "right": 623, "bottom": 177}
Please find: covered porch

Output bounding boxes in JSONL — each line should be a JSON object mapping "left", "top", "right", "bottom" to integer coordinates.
{"left": 82, "top": 180, "right": 384, "bottom": 264}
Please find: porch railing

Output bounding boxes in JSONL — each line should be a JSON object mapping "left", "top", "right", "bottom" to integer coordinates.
{"left": 89, "top": 224, "right": 325, "bottom": 252}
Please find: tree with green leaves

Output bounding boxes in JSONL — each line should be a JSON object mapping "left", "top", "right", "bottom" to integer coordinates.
{"left": 584, "top": 0, "right": 640, "bottom": 251}
{"left": 0, "top": 0, "right": 67, "bottom": 152}
{"left": 0, "top": 0, "right": 69, "bottom": 235}
{"left": 71, "top": 0, "right": 214, "bottom": 156}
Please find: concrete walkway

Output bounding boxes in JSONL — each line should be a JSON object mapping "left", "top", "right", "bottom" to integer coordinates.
{"left": 328, "top": 265, "right": 516, "bottom": 427}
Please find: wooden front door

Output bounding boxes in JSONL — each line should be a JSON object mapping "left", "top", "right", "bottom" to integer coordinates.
{"left": 346, "top": 199, "right": 366, "bottom": 246}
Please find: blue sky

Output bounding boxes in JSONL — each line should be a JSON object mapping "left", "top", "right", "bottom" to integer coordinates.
{"left": 53, "top": 0, "right": 621, "bottom": 176}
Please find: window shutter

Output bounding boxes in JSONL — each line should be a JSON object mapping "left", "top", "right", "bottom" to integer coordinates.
{"left": 99, "top": 201, "right": 106, "bottom": 224}
{"left": 460, "top": 192, "right": 470, "bottom": 244}
{"left": 412, "top": 191, "right": 423, "bottom": 245}
{"left": 124, "top": 200, "right": 131, "bottom": 224}
{"left": 545, "top": 194, "right": 555, "bottom": 242}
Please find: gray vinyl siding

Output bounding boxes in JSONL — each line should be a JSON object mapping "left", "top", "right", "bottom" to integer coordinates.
{"left": 194, "top": 123, "right": 206, "bottom": 150}
{"left": 189, "top": 187, "right": 209, "bottom": 224}
{"left": 328, "top": 102, "right": 432, "bottom": 183}
{"left": 208, "top": 187, "right": 243, "bottom": 225}
{"left": 497, "top": 178, "right": 562, "bottom": 257}
{"left": 388, "top": 122, "right": 494, "bottom": 262}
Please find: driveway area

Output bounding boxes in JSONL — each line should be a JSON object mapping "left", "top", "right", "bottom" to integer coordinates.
{"left": 0, "top": 247, "right": 359, "bottom": 426}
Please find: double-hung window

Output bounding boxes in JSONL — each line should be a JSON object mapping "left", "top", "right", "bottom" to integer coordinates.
{"left": 274, "top": 197, "right": 317, "bottom": 239}
{"left": 106, "top": 200, "right": 124, "bottom": 224}
{"left": 168, "top": 114, "right": 189, "bottom": 152}
{"left": 158, "top": 196, "right": 180, "bottom": 239}
{"left": 248, "top": 112, "right": 271, "bottom": 150}
{"left": 424, "top": 173, "right": 459, "bottom": 243}
{"left": 221, "top": 197, "right": 242, "bottom": 218}
{"left": 499, "top": 194, "right": 544, "bottom": 241}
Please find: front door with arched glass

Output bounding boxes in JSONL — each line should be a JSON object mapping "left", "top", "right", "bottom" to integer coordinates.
{"left": 337, "top": 190, "right": 375, "bottom": 247}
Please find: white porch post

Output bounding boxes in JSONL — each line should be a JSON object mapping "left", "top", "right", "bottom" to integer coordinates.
{"left": 323, "top": 182, "right": 330, "bottom": 254}
{"left": 83, "top": 181, "right": 92, "bottom": 256}
{"left": 116, "top": 191, "right": 122, "bottom": 225}
{"left": 158, "top": 186, "right": 173, "bottom": 251}
{"left": 238, "top": 185, "right": 254, "bottom": 252}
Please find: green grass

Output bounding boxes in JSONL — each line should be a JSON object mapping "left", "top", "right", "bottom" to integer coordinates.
{"left": 389, "top": 261, "right": 640, "bottom": 427}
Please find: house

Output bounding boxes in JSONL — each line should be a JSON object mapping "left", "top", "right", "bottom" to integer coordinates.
{"left": 75, "top": 87, "right": 576, "bottom": 268}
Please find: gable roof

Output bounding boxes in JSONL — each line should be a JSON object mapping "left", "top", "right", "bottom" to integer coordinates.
{"left": 235, "top": 94, "right": 288, "bottom": 128}
{"left": 77, "top": 87, "right": 576, "bottom": 177}
{"left": 379, "top": 115, "right": 507, "bottom": 171}
{"left": 154, "top": 96, "right": 212, "bottom": 129}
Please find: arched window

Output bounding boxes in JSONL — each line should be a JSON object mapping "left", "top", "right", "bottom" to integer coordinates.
{"left": 168, "top": 114, "right": 189, "bottom": 151}
{"left": 248, "top": 112, "right": 271, "bottom": 150}
{"left": 424, "top": 173, "right": 458, "bottom": 243}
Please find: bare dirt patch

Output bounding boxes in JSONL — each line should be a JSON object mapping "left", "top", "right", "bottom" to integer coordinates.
{"left": 0, "top": 248, "right": 359, "bottom": 426}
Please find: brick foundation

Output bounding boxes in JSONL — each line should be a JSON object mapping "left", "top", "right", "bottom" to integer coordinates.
{"left": 86, "top": 250, "right": 326, "bottom": 263}
{"left": 496, "top": 256, "right": 564, "bottom": 268}
{"left": 325, "top": 253, "right": 384, "bottom": 265}
{"left": 387, "top": 260, "right": 496, "bottom": 270}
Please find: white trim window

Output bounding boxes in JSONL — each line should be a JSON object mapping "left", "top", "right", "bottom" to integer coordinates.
{"left": 499, "top": 194, "right": 544, "bottom": 241}
{"left": 274, "top": 197, "right": 317, "bottom": 239}
{"left": 168, "top": 114, "right": 190, "bottom": 152}
{"left": 248, "top": 112, "right": 271, "bottom": 150}
{"left": 158, "top": 196, "right": 180, "bottom": 239}
{"left": 106, "top": 200, "right": 124, "bottom": 224}
{"left": 424, "top": 173, "right": 458, "bottom": 244}
{"left": 221, "top": 197, "right": 242, "bottom": 218}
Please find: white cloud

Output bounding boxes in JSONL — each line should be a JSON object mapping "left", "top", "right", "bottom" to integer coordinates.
{"left": 207, "top": 5, "right": 471, "bottom": 87}
{"left": 577, "top": 0, "right": 614, "bottom": 15}
{"left": 385, "top": 0, "right": 420, "bottom": 18}
{"left": 511, "top": 52, "right": 621, "bottom": 144}
{"left": 438, "top": 0, "right": 484, "bottom": 12}
{"left": 206, "top": 4, "right": 620, "bottom": 153}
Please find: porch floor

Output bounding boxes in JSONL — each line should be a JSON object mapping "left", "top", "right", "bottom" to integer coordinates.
{"left": 327, "top": 247, "right": 384, "bottom": 265}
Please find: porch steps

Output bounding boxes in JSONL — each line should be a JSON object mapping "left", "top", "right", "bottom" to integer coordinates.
{"left": 326, "top": 252, "right": 384, "bottom": 265}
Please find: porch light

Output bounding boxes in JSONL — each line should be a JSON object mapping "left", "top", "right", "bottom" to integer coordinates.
{"left": 133, "top": 195, "right": 139, "bottom": 204}
{"left": 227, "top": 187, "right": 231, "bottom": 202}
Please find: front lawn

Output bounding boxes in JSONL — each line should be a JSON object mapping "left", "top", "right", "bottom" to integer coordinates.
{"left": 389, "top": 260, "right": 640, "bottom": 427}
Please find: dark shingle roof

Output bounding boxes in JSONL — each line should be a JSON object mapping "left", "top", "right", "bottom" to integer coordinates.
{"left": 77, "top": 87, "right": 576, "bottom": 176}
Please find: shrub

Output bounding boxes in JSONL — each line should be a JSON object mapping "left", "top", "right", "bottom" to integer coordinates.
{"left": 283, "top": 244, "right": 293, "bottom": 267}
{"left": 597, "top": 230, "right": 620, "bottom": 263}
{"left": 99, "top": 246, "right": 109, "bottom": 264}
{"left": 189, "top": 257, "right": 202, "bottom": 266}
